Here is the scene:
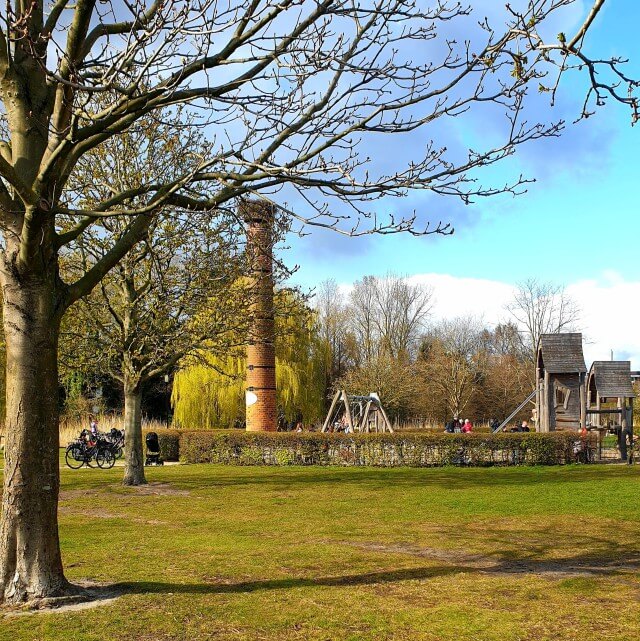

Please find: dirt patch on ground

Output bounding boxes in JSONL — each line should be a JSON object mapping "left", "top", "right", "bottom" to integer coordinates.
{"left": 57, "top": 505, "right": 169, "bottom": 526}
{"left": 2, "top": 581, "right": 123, "bottom": 617}
{"left": 123, "top": 482, "right": 190, "bottom": 497}
{"left": 61, "top": 482, "right": 189, "bottom": 500}
{"left": 59, "top": 489, "right": 102, "bottom": 501}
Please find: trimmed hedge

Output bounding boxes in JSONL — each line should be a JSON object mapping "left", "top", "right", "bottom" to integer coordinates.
{"left": 178, "top": 430, "right": 597, "bottom": 467}
{"left": 143, "top": 429, "right": 181, "bottom": 462}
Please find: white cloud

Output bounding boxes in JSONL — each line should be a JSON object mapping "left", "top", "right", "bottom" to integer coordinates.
{"left": 566, "top": 274, "right": 640, "bottom": 368}
{"left": 338, "top": 271, "right": 640, "bottom": 370}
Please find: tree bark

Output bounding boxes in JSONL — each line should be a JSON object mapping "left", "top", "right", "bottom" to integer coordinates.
{"left": 0, "top": 275, "right": 71, "bottom": 603}
{"left": 122, "top": 383, "right": 146, "bottom": 486}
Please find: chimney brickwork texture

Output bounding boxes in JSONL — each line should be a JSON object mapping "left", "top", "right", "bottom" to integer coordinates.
{"left": 242, "top": 200, "right": 277, "bottom": 432}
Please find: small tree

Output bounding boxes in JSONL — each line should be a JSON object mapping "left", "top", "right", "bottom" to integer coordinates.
{"left": 62, "top": 215, "right": 247, "bottom": 485}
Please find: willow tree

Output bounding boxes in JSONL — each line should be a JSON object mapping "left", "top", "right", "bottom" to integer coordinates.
{"left": 172, "top": 290, "right": 325, "bottom": 428}
{"left": 0, "top": 0, "right": 636, "bottom": 604}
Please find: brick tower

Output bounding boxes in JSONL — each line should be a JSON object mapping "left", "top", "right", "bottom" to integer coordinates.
{"left": 242, "top": 200, "right": 277, "bottom": 431}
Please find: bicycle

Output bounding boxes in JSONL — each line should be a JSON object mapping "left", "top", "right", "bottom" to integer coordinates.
{"left": 65, "top": 432, "right": 116, "bottom": 469}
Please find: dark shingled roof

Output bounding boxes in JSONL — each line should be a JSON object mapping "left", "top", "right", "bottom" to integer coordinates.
{"left": 589, "top": 361, "right": 635, "bottom": 397}
{"left": 538, "top": 333, "right": 586, "bottom": 374}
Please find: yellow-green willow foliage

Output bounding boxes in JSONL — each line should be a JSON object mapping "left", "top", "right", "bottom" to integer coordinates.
{"left": 171, "top": 291, "right": 326, "bottom": 429}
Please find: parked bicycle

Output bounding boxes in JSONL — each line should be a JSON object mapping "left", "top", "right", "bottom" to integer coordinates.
{"left": 103, "top": 428, "right": 125, "bottom": 459}
{"left": 65, "top": 429, "right": 116, "bottom": 469}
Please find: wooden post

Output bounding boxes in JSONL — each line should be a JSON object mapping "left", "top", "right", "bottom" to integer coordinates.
{"left": 535, "top": 367, "right": 541, "bottom": 432}
{"left": 595, "top": 393, "right": 601, "bottom": 427}
{"left": 342, "top": 390, "right": 355, "bottom": 432}
{"left": 378, "top": 402, "right": 394, "bottom": 433}
{"left": 361, "top": 400, "right": 373, "bottom": 433}
{"left": 630, "top": 397, "right": 635, "bottom": 458}
{"left": 322, "top": 390, "right": 341, "bottom": 433}
{"left": 619, "top": 396, "right": 628, "bottom": 461}
{"left": 579, "top": 373, "right": 587, "bottom": 431}
{"left": 543, "top": 370, "right": 550, "bottom": 432}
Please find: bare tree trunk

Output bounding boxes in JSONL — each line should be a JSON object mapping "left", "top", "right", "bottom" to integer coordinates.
{"left": 0, "top": 277, "right": 71, "bottom": 603}
{"left": 122, "top": 383, "right": 146, "bottom": 486}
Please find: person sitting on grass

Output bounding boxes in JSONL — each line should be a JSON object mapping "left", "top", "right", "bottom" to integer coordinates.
{"left": 462, "top": 419, "right": 473, "bottom": 433}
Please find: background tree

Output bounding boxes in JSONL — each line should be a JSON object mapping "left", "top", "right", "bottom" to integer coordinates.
{"left": 473, "top": 323, "right": 531, "bottom": 424}
{"left": 315, "top": 280, "right": 353, "bottom": 408}
{"left": 336, "top": 353, "right": 421, "bottom": 424}
{"left": 506, "top": 278, "right": 582, "bottom": 370}
{"left": 172, "top": 290, "right": 325, "bottom": 429}
{"left": 419, "top": 317, "right": 488, "bottom": 420}
{"left": 62, "top": 215, "right": 247, "bottom": 485}
{"left": 0, "top": 0, "right": 635, "bottom": 604}
{"left": 60, "top": 113, "right": 248, "bottom": 486}
{"left": 349, "top": 274, "right": 433, "bottom": 363}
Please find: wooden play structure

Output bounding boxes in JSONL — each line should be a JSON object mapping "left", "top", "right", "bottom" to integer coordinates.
{"left": 322, "top": 390, "right": 393, "bottom": 433}
{"left": 587, "top": 360, "right": 635, "bottom": 459}
{"left": 536, "top": 333, "right": 587, "bottom": 432}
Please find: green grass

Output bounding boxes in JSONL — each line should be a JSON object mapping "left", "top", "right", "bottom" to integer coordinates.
{"left": 2, "top": 463, "right": 640, "bottom": 640}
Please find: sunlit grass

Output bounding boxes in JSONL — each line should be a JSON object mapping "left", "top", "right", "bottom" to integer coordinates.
{"left": 1, "top": 464, "right": 639, "bottom": 640}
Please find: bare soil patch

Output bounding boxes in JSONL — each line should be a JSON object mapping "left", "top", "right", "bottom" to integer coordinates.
{"left": 2, "top": 581, "right": 123, "bottom": 617}
{"left": 123, "top": 482, "right": 190, "bottom": 497}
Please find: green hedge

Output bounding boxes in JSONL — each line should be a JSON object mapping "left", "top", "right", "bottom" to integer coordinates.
{"left": 177, "top": 430, "right": 597, "bottom": 467}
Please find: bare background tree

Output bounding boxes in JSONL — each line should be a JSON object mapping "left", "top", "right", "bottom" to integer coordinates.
{"left": 315, "top": 280, "right": 353, "bottom": 402}
{"left": 60, "top": 111, "right": 249, "bottom": 486}
{"left": 0, "top": 0, "right": 635, "bottom": 604}
{"left": 419, "top": 317, "right": 488, "bottom": 419}
{"left": 506, "top": 278, "right": 582, "bottom": 369}
{"left": 348, "top": 274, "right": 433, "bottom": 363}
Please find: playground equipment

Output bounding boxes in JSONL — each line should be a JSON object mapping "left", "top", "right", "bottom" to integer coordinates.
{"left": 493, "top": 389, "right": 536, "bottom": 433}
{"left": 587, "top": 360, "right": 635, "bottom": 460}
{"left": 322, "top": 390, "right": 393, "bottom": 433}
{"left": 536, "top": 333, "right": 587, "bottom": 432}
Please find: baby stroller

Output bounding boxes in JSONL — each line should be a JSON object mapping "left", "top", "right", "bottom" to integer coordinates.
{"left": 145, "top": 432, "right": 164, "bottom": 466}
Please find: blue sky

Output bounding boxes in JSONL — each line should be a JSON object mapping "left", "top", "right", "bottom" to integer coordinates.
{"left": 283, "top": 1, "right": 640, "bottom": 366}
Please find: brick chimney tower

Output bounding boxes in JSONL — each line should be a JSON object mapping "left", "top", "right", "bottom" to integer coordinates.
{"left": 242, "top": 200, "right": 277, "bottom": 432}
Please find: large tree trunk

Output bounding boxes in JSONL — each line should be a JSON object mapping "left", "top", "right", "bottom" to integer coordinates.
{"left": 122, "top": 383, "right": 146, "bottom": 486}
{"left": 0, "top": 275, "right": 71, "bottom": 603}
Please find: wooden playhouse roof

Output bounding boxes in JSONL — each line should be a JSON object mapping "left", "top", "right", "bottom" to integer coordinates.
{"left": 589, "top": 361, "right": 635, "bottom": 397}
{"left": 538, "top": 333, "right": 586, "bottom": 374}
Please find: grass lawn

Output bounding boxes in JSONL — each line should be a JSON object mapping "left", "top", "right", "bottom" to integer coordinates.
{"left": 1, "top": 463, "right": 639, "bottom": 640}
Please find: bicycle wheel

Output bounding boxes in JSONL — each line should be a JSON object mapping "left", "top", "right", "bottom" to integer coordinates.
{"left": 96, "top": 449, "right": 116, "bottom": 469}
{"left": 115, "top": 446, "right": 124, "bottom": 459}
{"left": 65, "top": 445, "right": 85, "bottom": 469}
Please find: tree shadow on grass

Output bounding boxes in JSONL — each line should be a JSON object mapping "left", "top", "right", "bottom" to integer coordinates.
{"left": 167, "top": 465, "right": 640, "bottom": 493}
{"left": 114, "top": 565, "right": 467, "bottom": 596}
{"left": 114, "top": 545, "right": 640, "bottom": 598}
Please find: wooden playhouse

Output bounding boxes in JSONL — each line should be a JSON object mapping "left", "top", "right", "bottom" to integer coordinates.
{"left": 536, "top": 333, "right": 587, "bottom": 432}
